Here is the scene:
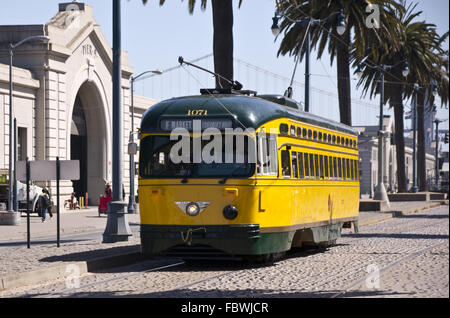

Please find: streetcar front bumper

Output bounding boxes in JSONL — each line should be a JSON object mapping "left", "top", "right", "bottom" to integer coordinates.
{"left": 140, "top": 224, "right": 293, "bottom": 256}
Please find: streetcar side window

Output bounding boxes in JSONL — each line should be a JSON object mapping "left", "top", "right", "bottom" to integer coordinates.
{"left": 310, "top": 154, "right": 315, "bottom": 179}
{"left": 329, "top": 157, "right": 334, "bottom": 179}
{"left": 343, "top": 159, "right": 347, "bottom": 180}
{"left": 346, "top": 159, "right": 353, "bottom": 180}
{"left": 313, "top": 131, "right": 318, "bottom": 140}
{"left": 356, "top": 160, "right": 360, "bottom": 180}
{"left": 268, "top": 135, "right": 278, "bottom": 176}
{"left": 319, "top": 155, "right": 324, "bottom": 180}
{"left": 332, "top": 135, "right": 336, "bottom": 144}
{"left": 298, "top": 152, "right": 304, "bottom": 179}
{"left": 280, "top": 123, "right": 289, "bottom": 135}
{"left": 292, "top": 152, "right": 299, "bottom": 179}
{"left": 351, "top": 159, "right": 355, "bottom": 180}
{"left": 332, "top": 157, "right": 336, "bottom": 180}
{"left": 297, "top": 127, "right": 302, "bottom": 137}
{"left": 281, "top": 150, "right": 291, "bottom": 178}
{"left": 304, "top": 153, "right": 310, "bottom": 178}
{"left": 324, "top": 155, "right": 329, "bottom": 179}
{"left": 308, "top": 129, "right": 312, "bottom": 139}
{"left": 290, "top": 125, "right": 296, "bottom": 136}
{"left": 302, "top": 128, "right": 307, "bottom": 138}
{"left": 257, "top": 133, "right": 278, "bottom": 176}
{"left": 338, "top": 158, "right": 342, "bottom": 180}
{"left": 318, "top": 132, "right": 323, "bottom": 142}
{"left": 314, "top": 155, "right": 319, "bottom": 179}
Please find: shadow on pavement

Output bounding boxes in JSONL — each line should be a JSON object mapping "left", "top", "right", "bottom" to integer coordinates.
{"left": 39, "top": 244, "right": 141, "bottom": 263}
{"left": 397, "top": 214, "right": 449, "bottom": 219}
{"left": 341, "top": 233, "right": 449, "bottom": 240}
{"left": 0, "top": 239, "right": 91, "bottom": 247}
{"left": 17, "top": 288, "right": 415, "bottom": 299}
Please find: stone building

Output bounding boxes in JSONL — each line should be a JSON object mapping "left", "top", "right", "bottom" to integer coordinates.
{"left": 356, "top": 116, "right": 436, "bottom": 196}
{"left": 0, "top": 2, "right": 157, "bottom": 205}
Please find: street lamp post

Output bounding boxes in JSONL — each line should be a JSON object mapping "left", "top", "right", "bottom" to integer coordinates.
{"left": 356, "top": 60, "right": 409, "bottom": 205}
{"left": 434, "top": 118, "right": 441, "bottom": 190}
{"left": 271, "top": 10, "right": 346, "bottom": 112}
{"left": 8, "top": 35, "right": 49, "bottom": 212}
{"left": 103, "top": 0, "right": 132, "bottom": 243}
{"left": 411, "top": 84, "right": 421, "bottom": 193}
{"left": 127, "top": 70, "right": 162, "bottom": 214}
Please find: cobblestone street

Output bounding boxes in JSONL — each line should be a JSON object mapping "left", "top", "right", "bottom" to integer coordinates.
{"left": 1, "top": 205, "right": 448, "bottom": 299}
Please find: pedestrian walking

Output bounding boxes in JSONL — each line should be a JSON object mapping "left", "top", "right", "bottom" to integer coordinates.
{"left": 39, "top": 188, "right": 52, "bottom": 222}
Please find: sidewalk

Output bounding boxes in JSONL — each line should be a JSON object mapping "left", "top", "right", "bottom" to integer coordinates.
{"left": 358, "top": 200, "right": 446, "bottom": 227}
{"left": 0, "top": 200, "right": 447, "bottom": 293}
{"left": 0, "top": 207, "right": 141, "bottom": 242}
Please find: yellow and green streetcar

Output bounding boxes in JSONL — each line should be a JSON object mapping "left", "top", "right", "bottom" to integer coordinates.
{"left": 138, "top": 88, "right": 359, "bottom": 261}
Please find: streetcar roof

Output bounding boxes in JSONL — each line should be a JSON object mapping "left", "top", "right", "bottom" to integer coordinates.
{"left": 140, "top": 94, "right": 357, "bottom": 135}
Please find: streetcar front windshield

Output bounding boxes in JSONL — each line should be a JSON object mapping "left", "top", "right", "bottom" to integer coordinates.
{"left": 139, "top": 135, "right": 255, "bottom": 178}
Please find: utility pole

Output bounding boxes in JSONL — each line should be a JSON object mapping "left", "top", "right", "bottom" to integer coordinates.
{"left": 103, "top": 0, "right": 132, "bottom": 243}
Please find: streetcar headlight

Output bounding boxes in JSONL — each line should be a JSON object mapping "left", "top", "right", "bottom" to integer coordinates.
{"left": 186, "top": 202, "right": 200, "bottom": 216}
{"left": 223, "top": 205, "right": 238, "bottom": 220}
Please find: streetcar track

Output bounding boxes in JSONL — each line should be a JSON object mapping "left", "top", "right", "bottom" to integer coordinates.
{"left": 330, "top": 241, "right": 448, "bottom": 298}
{"left": 9, "top": 206, "right": 449, "bottom": 298}
{"left": 341, "top": 211, "right": 447, "bottom": 245}
{"left": 33, "top": 260, "right": 186, "bottom": 298}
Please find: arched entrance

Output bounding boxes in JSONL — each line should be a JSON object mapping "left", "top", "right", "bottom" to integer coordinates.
{"left": 70, "top": 81, "right": 108, "bottom": 204}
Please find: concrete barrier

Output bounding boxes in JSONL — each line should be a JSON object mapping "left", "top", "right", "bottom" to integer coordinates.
{"left": 388, "top": 193, "right": 429, "bottom": 202}
{"left": 0, "top": 212, "right": 21, "bottom": 225}
{"left": 359, "top": 200, "right": 389, "bottom": 212}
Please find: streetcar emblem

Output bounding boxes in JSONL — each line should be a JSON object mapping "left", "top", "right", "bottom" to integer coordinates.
{"left": 175, "top": 201, "right": 211, "bottom": 216}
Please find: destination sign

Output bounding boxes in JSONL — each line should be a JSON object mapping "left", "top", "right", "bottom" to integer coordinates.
{"left": 160, "top": 118, "right": 233, "bottom": 131}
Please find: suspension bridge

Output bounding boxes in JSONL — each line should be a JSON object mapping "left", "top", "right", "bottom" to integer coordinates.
{"left": 133, "top": 54, "right": 447, "bottom": 129}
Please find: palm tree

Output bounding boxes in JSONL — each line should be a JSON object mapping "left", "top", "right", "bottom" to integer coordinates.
{"left": 355, "top": 2, "right": 448, "bottom": 192}
{"left": 141, "top": 0, "right": 242, "bottom": 89}
{"left": 275, "top": 0, "right": 402, "bottom": 126}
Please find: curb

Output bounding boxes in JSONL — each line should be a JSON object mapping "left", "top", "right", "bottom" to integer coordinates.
{"left": 390, "top": 202, "right": 443, "bottom": 217}
{"left": 358, "top": 201, "right": 445, "bottom": 227}
{"left": 0, "top": 250, "right": 145, "bottom": 291}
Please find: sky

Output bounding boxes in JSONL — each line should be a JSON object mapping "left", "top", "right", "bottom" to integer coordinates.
{"left": 0, "top": 0, "right": 448, "bottom": 130}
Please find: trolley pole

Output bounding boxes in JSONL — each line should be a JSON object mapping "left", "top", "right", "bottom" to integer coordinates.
{"left": 103, "top": 0, "right": 132, "bottom": 243}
